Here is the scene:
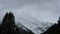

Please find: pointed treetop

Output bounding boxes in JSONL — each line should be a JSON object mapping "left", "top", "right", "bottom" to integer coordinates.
{"left": 58, "top": 17, "right": 60, "bottom": 24}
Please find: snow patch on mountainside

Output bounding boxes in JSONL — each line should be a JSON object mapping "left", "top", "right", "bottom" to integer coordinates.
{"left": 16, "top": 16, "right": 54, "bottom": 34}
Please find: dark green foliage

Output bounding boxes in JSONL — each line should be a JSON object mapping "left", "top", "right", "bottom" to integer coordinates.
{"left": 2, "top": 12, "right": 19, "bottom": 34}
{"left": 41, "top": 17, "right": 60, "bottom": 34}
{"left": 0, "top": 12, "right": 34, "bottom": 34}
{"left": 2, "top": 12, "right": 9, "bottom": 25}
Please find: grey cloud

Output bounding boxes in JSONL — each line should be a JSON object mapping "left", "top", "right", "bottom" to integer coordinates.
{"left": 0, "top": 0, "right": 60, "bottom": 23}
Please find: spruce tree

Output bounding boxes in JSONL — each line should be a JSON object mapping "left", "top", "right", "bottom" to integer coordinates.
{"left": 1, "top": 12, "right": 34, "bottom": 34}
{"left": 2, "top": 12, "right": 9, "bottom": 25}
{"left": 2, "top": 12, "right": 9, "bottom": 34}
{"left": 2, "top": 12, "right": 19, "bottom": 34}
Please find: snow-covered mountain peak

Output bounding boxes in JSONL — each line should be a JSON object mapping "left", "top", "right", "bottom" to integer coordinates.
{"left": 16, "top": 17, "right": 54, "bottom": 34}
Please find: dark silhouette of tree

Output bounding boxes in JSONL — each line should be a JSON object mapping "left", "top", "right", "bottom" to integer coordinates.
{"left": 1, "top": 12, "right": 20, "bottom": 34}
{"left": 2, "top": 12, "right": 9, "bottom": 34}
{"left": 2, "top": 12, "right": 9, "bottom": 25}
{"left": 0, "top": 12, "right": 34, "bottom": 34}
{"left": 41, "top": 17, "right": 60, "bottom": 34}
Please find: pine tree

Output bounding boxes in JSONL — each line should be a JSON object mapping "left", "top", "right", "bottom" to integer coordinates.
{"left": 2, "top": 12, "right": 20, "bottom": 34}
{"left": 1, "top": 12, "right": 34, "bottom": 34}
{"left": 2, "top": 12, "right": 9, "bottom": 25}
{"left": 2, "top": 12, "right": 9, "bottom": 34}
{"left": 7, "top": 12, "right": 15, "bottom": 34}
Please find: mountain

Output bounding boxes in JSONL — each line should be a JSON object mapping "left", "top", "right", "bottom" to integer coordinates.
{"left": 16, "top": 17, "right": 54, "bottom": 34}
{"left": 41, "top": 17, "right": 60, "bottom": 34}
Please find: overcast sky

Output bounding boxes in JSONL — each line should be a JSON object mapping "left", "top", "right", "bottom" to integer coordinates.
{"left": 0, "top": 0, "right": 60, "bottom": 23}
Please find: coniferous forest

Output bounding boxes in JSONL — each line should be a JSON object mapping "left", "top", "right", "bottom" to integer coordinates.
{"left": 0, "top": 12, "right": 34, "bottom": 34}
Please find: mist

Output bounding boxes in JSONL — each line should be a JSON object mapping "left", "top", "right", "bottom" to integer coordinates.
{"left": 0, "top": 0, "right": 60, "bottom": 23}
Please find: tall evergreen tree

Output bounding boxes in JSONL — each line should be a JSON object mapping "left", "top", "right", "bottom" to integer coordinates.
{"left": 2, "top": 12, "right": 9, "bottom": 34}
{"left": 2, "top": 12, "right": 19, "bottom": 34}
{"left": 1, "top": 12, "right": 34, "bottom": 34}
{"left": 2, "top": 12, "right": 9, "bottom": 25}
